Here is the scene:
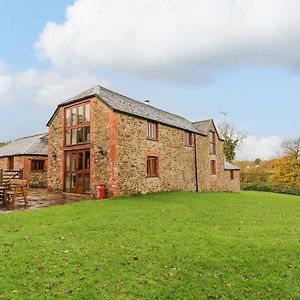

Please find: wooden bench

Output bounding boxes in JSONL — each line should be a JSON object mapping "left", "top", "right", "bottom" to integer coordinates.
{"left": 7, "top": 179, "right": 29, "bottom": 207}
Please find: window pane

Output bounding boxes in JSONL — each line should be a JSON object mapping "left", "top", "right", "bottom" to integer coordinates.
{"left": 147, "top": 122, "right": 157, "bottom": 139}
{"left": 147, "top": 158, "right": 151, "bottom": 176}
{"left": 72, "top": 153, "right": 76, "bottom": 171}
{"left": 151, "top": 158, "right": 156, "bottom": 176}
{"left": 78, "top": 174, "right": 84, "bottom": 189}
{"left": 78, "top": 127, "right": 83, "bottom": 143}
{"left": 85, "top": 103, "right": 90, "bottom": 123}
{"left": 65, "top": 130, "right": 71, "bottom": 145}
{"left": 65, "top": 174, "right": 71, "bottom": 192}
{"left": 85, "top": 174, "right": 90, "bottom": 193}
{"left": 78, "top": 105, "right": 83, "bottom": 124}
{"left": 66, "top": 109, "right": 71, "bottom": 127}
{"left": 147, "top": 157, "right": 158, "bottom": 176}
{"left": 78, "top": 152, "right": 83, "bottom": 170}
{"left": 65, "top": 152, "right": 70, "bottom": 171}
{"left": 72, "top": 107, "right": 77, "bottom": 125}
{"left": 71, "top": 174, "right": 76, "bottom": 188}
{"left": 85, "top": 151, "right": 90, "bottom": 170}
{"left": 84, "top": 126, "right": 90, "bottom": 142}
{"left": 71, "top": 129, "right": 77, "bottom": 145}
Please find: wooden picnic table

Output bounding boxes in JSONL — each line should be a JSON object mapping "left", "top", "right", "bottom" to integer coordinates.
{"left": 8, "top": 183, "right": 28, "bottom": 207}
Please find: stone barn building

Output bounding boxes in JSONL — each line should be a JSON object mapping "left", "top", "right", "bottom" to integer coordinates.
{"left": 0, "top": 133, "right": 48, "bottom": 187}
{"left": 47, "top": 85, "right": 240, "bottom": 197}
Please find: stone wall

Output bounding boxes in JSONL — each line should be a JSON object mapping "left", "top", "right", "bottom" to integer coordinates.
{"left": 224, "top": 170, "right": 240, "bottom": 192}
{"left": 27, "top": 156, "right": 48, "bottom": 187}
{"left": 48, "top": 106, "right": 64, "bottom": 192}
{"left": 90, "top": 98, "right": 111, "bottom": 196}
{"left": 196, "top": 122, "right": 225, "bottom": 191}
{"left": 0, "top": 157, "right": 7, "bottom": 169}
{"left": 115, "top": 113, "right": 196, "bottom": 196}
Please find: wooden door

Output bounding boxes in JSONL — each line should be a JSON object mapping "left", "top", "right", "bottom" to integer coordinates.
{"left": 64, "top": 150, "right": 90, "bottom": 193}
{"left": 8, "top": 157, "right": 14, "bottom": 170}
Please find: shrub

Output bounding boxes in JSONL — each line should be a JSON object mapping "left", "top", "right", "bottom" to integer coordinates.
{"left": 242, "top": 183, "right": 300, "bottom": 196}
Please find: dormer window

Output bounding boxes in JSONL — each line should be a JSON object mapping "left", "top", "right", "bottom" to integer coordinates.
{"left": 210, "top": 131, "right": 216, "bottom": 155}
{"left": 147, "top": 122, "right": 158, "bottom": 140}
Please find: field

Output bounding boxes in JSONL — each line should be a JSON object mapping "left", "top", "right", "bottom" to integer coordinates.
{"left": 0, "top": 191, "right": 300, "bottom": 299}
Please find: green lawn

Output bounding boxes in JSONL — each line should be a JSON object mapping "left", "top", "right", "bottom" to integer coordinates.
{"left": 1, "top": 191, "right": 300, "bottom": 299}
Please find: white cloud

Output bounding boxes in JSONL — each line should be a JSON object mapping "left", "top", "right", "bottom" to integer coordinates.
{"left": 35, "top": 0, "right": 300, "bottom": 83}
{"left": 0, "top": 64, "right": 110, "bottom": 106}
{"left": 237, "top": 135, "right": 283, "bottom": 161}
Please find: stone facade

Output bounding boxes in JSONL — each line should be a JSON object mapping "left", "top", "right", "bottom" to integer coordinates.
{"left": 115, "top": 113, "right": 196, "bottom": 195}
{"left": 224, "top": 170, "right": 240, "bottom": 192}
{"left": 47, "top": 95, "right": 240, "bottom": 196}
{"left": 47, "top": 105, "right": 64, "bottom": 192}
{"left": 0, "top": 155, "right": 48, "bottom": 187}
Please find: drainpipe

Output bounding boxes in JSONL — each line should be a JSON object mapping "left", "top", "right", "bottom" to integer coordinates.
{"left": 194, "top": 133, "right": 199, "bottom": 192}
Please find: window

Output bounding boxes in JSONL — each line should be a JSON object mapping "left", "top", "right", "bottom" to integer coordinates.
{"left": 65, "top": 102, "right": 90, "bottom": 146}
{"left": 184, "top": 131, "right": 193, "bottom": 146}
{"left": 31, "top": 160, "right": 45, "bottom": 171}
{"left": 147, "top": 156, "right": 158, "bottom": 177}
{"left": 230, "top": 170, "right": 234, "bottom": 180}
{"left": 211, "top": 160, "right": 216, "bottom": 175}
{"left": 147, "top": 122, "right": 158, "bottom": 140}
{"left": 210, "top": 131, "right": 216, "bottom": 155}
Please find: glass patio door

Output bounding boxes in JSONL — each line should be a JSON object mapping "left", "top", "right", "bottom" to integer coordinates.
{"left": 64, "top": 150, "right": 90, "bottom": 193}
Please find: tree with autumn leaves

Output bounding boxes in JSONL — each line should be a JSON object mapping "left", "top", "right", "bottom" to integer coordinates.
{"left": 270, "top": 137, "right": 300, "bottom": 187}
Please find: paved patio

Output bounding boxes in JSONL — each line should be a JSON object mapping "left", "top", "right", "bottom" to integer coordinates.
{"left": 0, "top": 188, "right": 93, "bottom": 213}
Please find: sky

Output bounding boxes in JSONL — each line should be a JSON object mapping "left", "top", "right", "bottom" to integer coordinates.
{"left": 0, "top": 0, "right": 299, "bottom": 160}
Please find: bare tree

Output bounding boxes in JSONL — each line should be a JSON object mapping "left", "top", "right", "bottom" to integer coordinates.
{"left": 282, "top": 137, "right": 300, "bottom": 159}
{"left": 218, "top": 122, "right": 246, "bottom": 162}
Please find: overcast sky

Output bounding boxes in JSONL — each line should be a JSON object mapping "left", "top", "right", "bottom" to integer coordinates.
{"left": 0, "top": 0, "right": 299, "bottom": 160}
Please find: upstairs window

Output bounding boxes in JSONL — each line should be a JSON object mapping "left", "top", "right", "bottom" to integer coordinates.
{"left": 65, "top": 102, "right": 90, "bottom": 146}
{"left": 211, "top": 160, "right": 216, "bottom": 175}
{"left": 147, "top": 156, "right": 158, "bottom": 177}
{"left": 184, "top": 131, "right": 193, "bottom": 146}
{"left": 31, "top": 160, "right": 45, "bottom": 171}
{"left": 210, "top": 131, "right": 216, "bottom": 155}
{"left": 147, "top": 122, "right": 158, "bottom": 140}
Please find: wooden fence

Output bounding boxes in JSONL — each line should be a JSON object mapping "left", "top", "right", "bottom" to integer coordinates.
{"left": 0, "top": 169, "right": 23, "bottom": 184}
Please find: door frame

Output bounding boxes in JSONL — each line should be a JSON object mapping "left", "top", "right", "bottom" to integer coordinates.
{"left": 64, "top": 149, "right": 90, "bottom": 193}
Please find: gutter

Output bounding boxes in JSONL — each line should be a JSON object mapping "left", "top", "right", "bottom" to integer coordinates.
{"left": 194, "top": 134, "right": 199, "bottom": 193}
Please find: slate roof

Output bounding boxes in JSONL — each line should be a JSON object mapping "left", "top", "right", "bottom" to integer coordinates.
{"left": 224, "top": 161, "right": 240, "bottom": 170}
{"left": 193, "top": 119, "right": 224, "bottom": 141}
{"left": 47, "top": 85, "right": 207, "bottom": 135}
{"left": 0, "top": 133, "right": 48, "bottom": 157}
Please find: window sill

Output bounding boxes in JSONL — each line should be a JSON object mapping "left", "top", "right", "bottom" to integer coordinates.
{"left": 146, "top": 138, "right": 158, "bottom": 142}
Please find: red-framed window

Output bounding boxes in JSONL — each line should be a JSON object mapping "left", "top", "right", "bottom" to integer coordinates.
{"left": 147, "top": 156, "right": 158, "bottom": 177}
{"left": 210, "top": 131, "right": 216, "bottom": 155}
{"left": 184, "top": 131, "right": 193, "bottom": 146}
{"left": 147, "top": 122, "right": 158, "bottom": 140}
{"left": 211, "top": 160, "right": 216, "bottom": 175}
{"left": 31, "top": 160, "right": 45, "bottom": 171}
{"left": 230, "top": 170, "right": 234, "bottom": 180}
{"left": 64, "top": 102, "right": 90, "bottom": 146}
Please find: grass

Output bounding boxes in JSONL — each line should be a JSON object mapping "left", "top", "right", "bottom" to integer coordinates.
{"left": 1, "top": 191, "right": 300, "bottom": 299}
